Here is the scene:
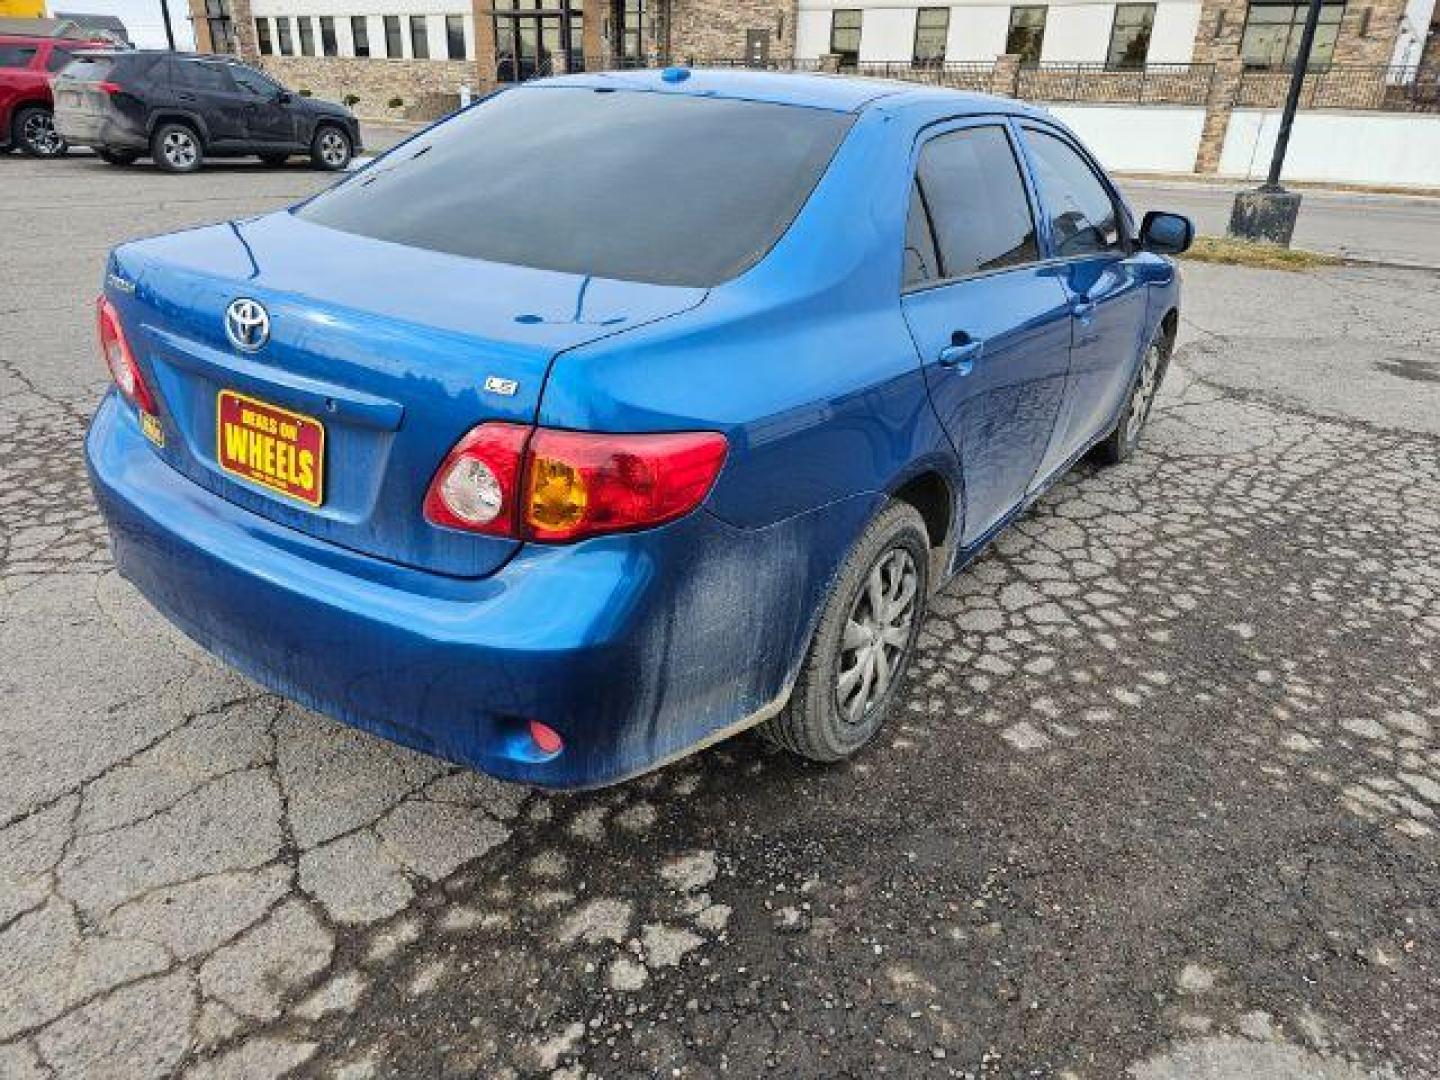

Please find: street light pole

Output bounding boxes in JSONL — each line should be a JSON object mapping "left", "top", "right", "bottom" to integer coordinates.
{"left": 1228, "top": 0, "right": 1325, "bottom": 244}
{"left": 158, "top": 0, "right": 177, "bottom": 50}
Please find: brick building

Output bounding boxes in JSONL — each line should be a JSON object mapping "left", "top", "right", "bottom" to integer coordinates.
{"left": 186, "top": 0, "right": 1435, "bottom": 119}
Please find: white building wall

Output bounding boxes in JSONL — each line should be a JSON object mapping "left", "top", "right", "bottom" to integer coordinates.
{"left": 1146, "top": 0, "right": 1200, "bottom": 62}
{"left": 1393, "top": 0, "right": 1437, "bottom": 66}
{"left": 947, "top": 4, "right": 1010, "bottom": 59}
{"left": 859, "top": 7, "right": 917, "bottom": 59}
{"left": 1047, "top": 103, "right": 1205, "bottom": 171}
{"left": 251, "top": 5, "right": 476, "bottom": 59}
{"left": 1039, "top": 3, "right": 1113, "bottom": 63}
{"left": 1218, "top": 110, "right": 1440, "bottom": 187}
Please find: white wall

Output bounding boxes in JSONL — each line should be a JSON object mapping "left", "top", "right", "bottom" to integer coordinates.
{"left": 1146, "top": 0, "right": 1200, "bottom": 62}
{"left": 253, "top": 9, "right": 475, "bottom": 59}
{"left": 1048, "top": 103, "right": 1204, "bottom": 171}
{"left": 1040, "top": 3, "right": 1113, "bottom": 63}
{"left": 1393, "top": 0, "right": 1437, "bottom": 66}
{"left": 251, "top": 0, "right": 469, "bottom": 18}
{"left": 947, "top": 5, "right": 1010, "bottom": 60}
{"left": 859, "top": 7, "right": 917, "bottom": 59}
{"left": 1218, "top": 110, "right": 1440, "bottom": 187}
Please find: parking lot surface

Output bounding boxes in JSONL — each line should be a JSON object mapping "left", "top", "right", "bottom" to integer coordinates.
{"left": 2, "top": 155, "right": 1438, "bottom": 1080}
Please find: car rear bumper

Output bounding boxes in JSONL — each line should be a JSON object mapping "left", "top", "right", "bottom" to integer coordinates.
{"left": 86, "top": 392, "right": 867, "bottom": 787}
{"left": 54, "top": 105, "right": 146, "bottom": 150}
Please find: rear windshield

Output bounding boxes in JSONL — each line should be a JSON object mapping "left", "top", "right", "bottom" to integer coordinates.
{"left": 296, "top": 86, "right": 854, "bottom": 287}
{"left": 59, "top": 53, "right": 157, "bottom": 81}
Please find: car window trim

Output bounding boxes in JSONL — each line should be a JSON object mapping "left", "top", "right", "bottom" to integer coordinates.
{"left": 899, "top": 114, "right": 1048, "bottom": 296}
{"left": 1013, "top": 118, "right": 1137, "bottom": 260}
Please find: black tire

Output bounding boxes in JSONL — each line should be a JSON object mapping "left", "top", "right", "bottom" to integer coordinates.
{"left": 0, "top": 141, "right": 14, "bottom": 154}
{"left": 150, "top": 122, "right": 203, "bottom": 173}
{"left": 258, "top": 152, "right": 290, "bottom": 166}
{"left": 760, "top": 501, "right": 930, "bottom": 763}
{"left": 309, "top": 124, "right": 352, "bottom": 171}
{"left": 1093, "top": 322, "right": 1173, "bottom": 465}
{"left": 97, "top": 149, "right": 140, "bottom": 166}
{"left": 13, "top": 105, "right": 66, "bottom": 158}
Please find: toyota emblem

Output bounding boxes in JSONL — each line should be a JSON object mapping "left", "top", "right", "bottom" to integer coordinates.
{"left": 225, "top": 298, "right": 270, "bottom": 352}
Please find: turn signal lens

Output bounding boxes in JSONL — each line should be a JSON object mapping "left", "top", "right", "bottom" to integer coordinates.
{"left": 96, "top": 295, "right": 157, "bottom": 414}
{"left": 424, "top": 424, "right": 728, "bottom": 543}
{"left": 523, "top": 429, "right": 728, "bottom": 543}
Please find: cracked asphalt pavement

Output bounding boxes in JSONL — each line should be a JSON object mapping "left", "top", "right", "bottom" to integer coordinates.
{"left": 2, "top": 156, "right": 1439, "bottom": 1080}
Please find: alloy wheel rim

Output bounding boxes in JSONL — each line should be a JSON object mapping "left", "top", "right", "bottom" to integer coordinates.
{"left": 835, "top": 547, "right": 919, "bottom": 725}
{"left": 163, "top": 130, "right": 196, "bottom": 168}
{"left": 24, "top": 112, "right": 62, "bottom": 155}
{"left": 1125, "top": 342, "right": 1163, "bottom": 448}
{"left": 320, "top": 130, "right": 347, "bottom": 165}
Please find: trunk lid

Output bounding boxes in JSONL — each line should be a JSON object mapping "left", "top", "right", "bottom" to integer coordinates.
{"left": 108, "top": 210, "right": 706, "bottom": 577}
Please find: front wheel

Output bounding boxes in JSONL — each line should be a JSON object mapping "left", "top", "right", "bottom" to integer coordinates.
{"left": 310, "top": 125, "right": 352, "bottom": 171}
{"left": 13, "top": 106, "right": 66, "bottom": 157}
{"left": 760, "top": 501, "right": 930, "bottom": 763}
{"left": 1094, "top": 327, "right": 1171, "bottom": 465}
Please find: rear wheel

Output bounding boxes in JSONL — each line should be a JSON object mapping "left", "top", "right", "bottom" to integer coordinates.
{"left": 760, "top": 501, "right": 930, "bottom": 763}
{"left": 310, "top": 124, "right": 352, "bottom": 171}
{"left": 151, "top": 122, "right": 202, "bottom": 173}
{"left": 258, "top": 152, "right": 290, "bottom": 166}
{"left": 97, "top": 148, "right": 140, "bottom": 166}
{"left": 1094, "top": 325, "right": 1171, "bottom": 465}
{"left": 13, "top": 106, "right": 66, "bottom": 158}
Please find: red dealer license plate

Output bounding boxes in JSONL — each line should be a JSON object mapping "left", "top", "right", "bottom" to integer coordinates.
{"left": 216, "top": 389, "right": 325, "bottom": 507}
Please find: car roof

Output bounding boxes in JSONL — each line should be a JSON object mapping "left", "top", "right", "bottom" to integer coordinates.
{"left": 535, "top": 67, "right": 1051, "bottom": 118}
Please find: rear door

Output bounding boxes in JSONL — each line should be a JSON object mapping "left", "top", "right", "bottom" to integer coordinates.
{"left": 899, "top": 119, "right": 1073, "bottom": 547}
{"left": 229, "top": 64, "right": 298, "bottom": 146}
{"left": 1017, "top": 121, "right": 1149, "bottom": 481}
{"left": 171, "top": 57, "right": 247, "bottom": 144}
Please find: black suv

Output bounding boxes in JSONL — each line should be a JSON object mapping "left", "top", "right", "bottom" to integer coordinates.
{"left": 53, "top": 51, "right": 361, "bottom": 173}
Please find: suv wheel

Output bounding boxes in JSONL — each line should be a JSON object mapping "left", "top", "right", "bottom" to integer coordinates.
{"left": 151, "top": 122, "right": 203, "bottom": 173}
{"left": 760, "top": 501, "right": 930, "bottom": 763}
{"left": 14, "top": 106, "right": 66, "bottom": 157}
{"left": 310, "top": 125, "right": 352, "bottom": 171}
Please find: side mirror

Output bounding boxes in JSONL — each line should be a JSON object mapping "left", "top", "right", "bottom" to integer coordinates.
{"left": 275, "top": 91, "right": 292, "bottom": 104}
{"left": 1139, "top": 210, "right": 1194, "bottom": 255}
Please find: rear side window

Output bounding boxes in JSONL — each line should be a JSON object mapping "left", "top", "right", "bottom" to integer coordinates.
{"left": 46, "top": 47, "right": 75, "bottom": 72}
{"left": 297, "top": 87, "right": 854, "bottom": 288}
{"left": 913, "top": 125, "right": 1038, "bottom": 281}
{"left": 174, "top": 59, "right": 236, "bottom": 92}
{"left": 0, "top": 45, "right": 38, "bottom": 68}
{"left": 903, "top": 182, "right": 939, "bottom": 287}
{"left": 1021, "top": 127, "right": 1123, "bottom": 256}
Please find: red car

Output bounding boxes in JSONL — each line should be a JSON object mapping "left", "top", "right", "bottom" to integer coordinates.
{"left": 1, "top": 34, "right": 105, "bottom": 157}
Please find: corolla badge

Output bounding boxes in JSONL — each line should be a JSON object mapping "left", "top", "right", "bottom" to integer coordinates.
{"left": 225, "top": 298, "right": 270, "bottom": 352}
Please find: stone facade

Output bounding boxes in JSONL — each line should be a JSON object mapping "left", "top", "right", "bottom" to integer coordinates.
{"left": 668, "top": 0, "right": 797, "bottom": 62}
{"left": 1191, "top": 0, "right": 1411, "bottom": 67}
{"left": 259, "top": 56, "right": 476, "bottom": 120}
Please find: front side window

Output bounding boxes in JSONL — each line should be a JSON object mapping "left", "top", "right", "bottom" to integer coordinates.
{"left": 1006, "top": 6, "right": 1047, "bottom": 63}
{"left": 913, "top": 125, "right": 1038, "bottom": 281}
{"left": 384, "top": 15, "right": 403, "bottom": 58}
{"left": 320, "top": 16, "right": 337, "bottom": 55}
{"left": 351, "top": 16, "right": 370, "bottom": 57}
{"left": 298, "top": 88, "right": 854, "bottom": 287}
{"left": 830, "top": 9, "right": 862, "bottom": 67}
{"left": 410, "top": 15, "right": 429, "bottom": 58}
{"left": 1106, "top": 3, "right": 1154, "bottom": 68}
{"left": 231, "top": 65, "right": 280, "bottom": 96}
{"left": 276, "top": 17, "right": 294, "bottom": 55}
{"left": 1241, "top": 1, "right": 1345, "bottom": 69}
{"left": 1021, "top": 127, "right": 1122, "bottom": 256}
{"left": 0, "top": 45, "right": 37, "bottom": 68}
{"left": 446, "top": 14, "right": 466, "bottom": 59}
{"left": 298, "top": 15, "right": 315, "bottom": 55}
{"left": 255, "top": 18, "right": 272, "bottom": 54}
{"left": 913, "top": 8, "right": 949, "bottom": 66}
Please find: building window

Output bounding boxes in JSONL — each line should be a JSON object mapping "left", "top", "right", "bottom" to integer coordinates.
{"left": 298, "top": 15, "right": 315, "bottom": 55}
{"left": 913, "top": 7, "right": 948, "bottom": 65}
{"left": 1106, "top": 3, "right": 1154, "bottom": 68}
{"left": 255, "top": 17, "right": 272, "bottom": 54}
{"left": 1241, "top": 1, "right": 1346, "bottom": 69}
{"left": 410, "top": 15, "right": 429, "bottom": 58}
{"left": 275, "top": 16, "right": 293, "bottom": 55}
{"left": 445, "top": 14, "right": 466, "bottom": 59}
{"left": 204, "top": 0, "right": 234, "bottom": 53}
{"left": 320, "top": 15, "right": 337, "bottom": 56}
{"left": 384, "top": 15, "right": 402, "bottom": 58}
{"left": 830, "top": 9, "right": 862, "bottom": 67}
{"left": 1006, "top": 6, "right": 1046, "bottom": 63}
{"left": 351, "top": 16, "right": 370, "bottom": 57}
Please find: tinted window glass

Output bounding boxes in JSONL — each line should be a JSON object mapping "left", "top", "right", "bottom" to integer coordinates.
{"left": 320, "top": 15, "right": 337, "bottom": 55}
{"left": 903, "top": 182, "right": 938, "bottom": 288}
{"left": 1021, "top": 127, "right": 1121, "bottom": 256}
{"left": 174, "top": 59, "right": 236, "bottom": 92}
{"left": 298, "top": 87, "right": 853, "bottom": 287}
{"left": 916, "top": 126, "right": 1038, "bottom": 279}
{"left": 256, "top": 18, "right": 273, "bottom": 54}
{"left": 351, "top": 16, "right": 370, "bottom": 56}
{"left": 0, "top": 45, "right": 38, "bottom": 68}
{"left": 410, "top": 15, "right": 428, "bottom": 58}
{"left": 46, "top": 47, "right": 75, "bottom": 72}
{"left": 384, "top": 15, "right": 402, "bottom": 57}
{"left": 299, "top": 15, "right": 315, "bottom": 55}
{"left": 231, "top": 65, "right": 279, "bottom": 96}
{"left": 445, "top": 14, "right": 465, "bottom": 59}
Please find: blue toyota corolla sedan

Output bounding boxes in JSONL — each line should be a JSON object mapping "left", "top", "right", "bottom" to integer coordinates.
{"left": 85, "top": 68, "right": 1192, "bottom": 789}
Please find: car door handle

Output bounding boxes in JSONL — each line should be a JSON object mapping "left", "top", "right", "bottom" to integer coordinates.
{"left": 938, "top": 337, "right": 983, "bottom": 375}
{"left": 1071, "top": 299, "right": 1097, "bottom": 323}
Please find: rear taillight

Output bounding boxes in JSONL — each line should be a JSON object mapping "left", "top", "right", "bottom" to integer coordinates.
{"left": 96, "top": 80, "right": 122, "bottom": 95}
{"left": 97, "top": 295, "right": 157, "bottom": 413}
{"left": 423, "top": 423, "right": 727, "bottom": 544}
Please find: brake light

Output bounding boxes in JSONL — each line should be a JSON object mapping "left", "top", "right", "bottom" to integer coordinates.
{"left": 96, "top": 295, "right": 157, "bottom": 413}
{"left": 423, "top": 424, "right": 727, "bottom": 543}
{"left": 96, "top": 80, "right": 122, "bottom": 95}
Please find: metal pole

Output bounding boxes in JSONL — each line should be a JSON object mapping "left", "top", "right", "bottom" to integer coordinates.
{"left": 158, "top": 0, "right": 176, "bottom": 49}
{"left": 1263, "top": 0, "right": 1324, "bottom": 190}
